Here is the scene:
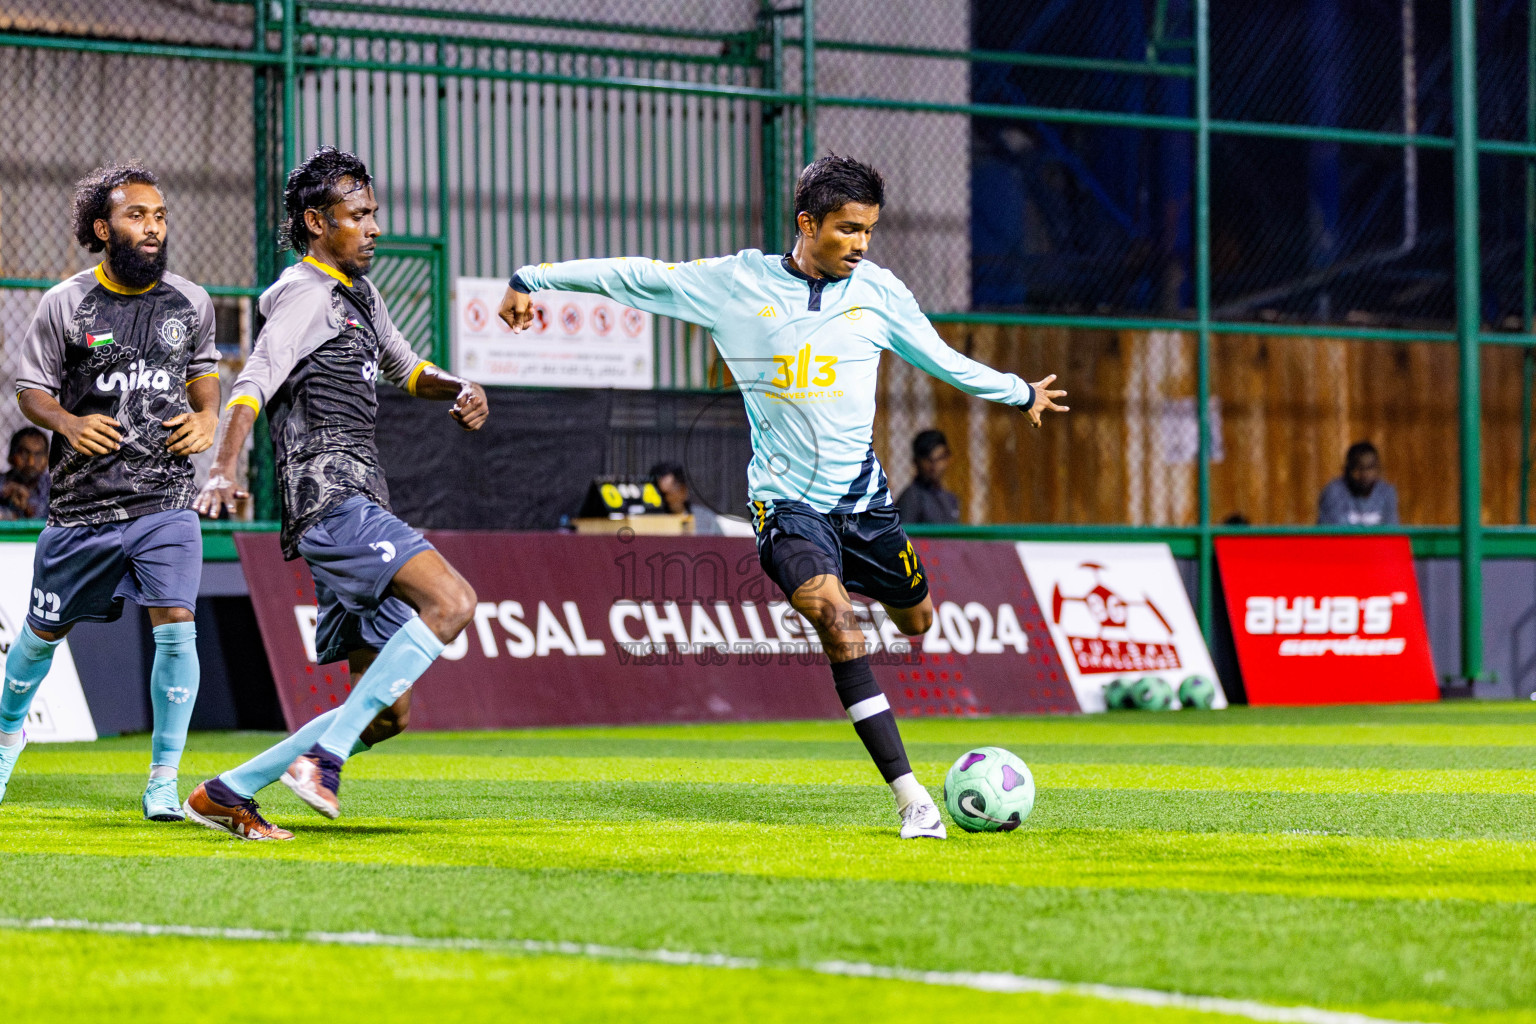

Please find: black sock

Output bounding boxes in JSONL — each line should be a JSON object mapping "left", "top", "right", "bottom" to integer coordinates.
{"left": 830, "top": 656, "right": 912, "bottom": 783}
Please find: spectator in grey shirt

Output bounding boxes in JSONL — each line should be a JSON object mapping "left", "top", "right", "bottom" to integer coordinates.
{"left": 1318, "top": 441, "right": 1399, "bottom": 525}
{"left": 896, "top": 429, "right": 961, "bottom": 525}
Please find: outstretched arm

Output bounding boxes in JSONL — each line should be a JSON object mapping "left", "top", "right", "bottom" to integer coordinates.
{"left": 374, "top": 313, "right": 489, "bottom": 432}
{"left": 407, "top": 363, "right": 489, "bottom": 431}
{"left": 497, "top": 255, "right": 737, "bottom": 332}
{"left": 194, "top": 280, "right": 329, "bottom": 518}
{"left": 192, "top": 400, "right": 256, "bottom": 518}
{"left": 883, "top": 287, "right": 1068, "bottom": 428}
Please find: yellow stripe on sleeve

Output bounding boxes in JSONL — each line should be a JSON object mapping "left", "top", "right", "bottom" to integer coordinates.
{"left": 405, "top": 360, "right": 433, "bottom": 396}
{"left": 186, "top": 371, "right": 220, "bottom": 386}
{"left": 226, "top": 395, "right": 261, "bottom": 414}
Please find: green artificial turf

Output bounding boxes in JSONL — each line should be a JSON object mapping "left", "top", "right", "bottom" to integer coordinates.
{"left": 1, "top": 704, "right": 1533, "bottom": 1023}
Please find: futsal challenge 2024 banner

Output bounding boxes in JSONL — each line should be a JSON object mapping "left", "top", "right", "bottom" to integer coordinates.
{"left": 237, "top": 533, "right": 1082, "bottom": 731}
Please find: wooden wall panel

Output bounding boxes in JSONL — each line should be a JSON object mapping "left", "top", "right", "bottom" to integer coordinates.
{"left": 867, "top": 326, "right": 1532, "bottom": 526}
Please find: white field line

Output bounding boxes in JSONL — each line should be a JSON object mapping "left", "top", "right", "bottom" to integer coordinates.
{"left": 0, "top": 917, "right": 1437, "bottom": 1024}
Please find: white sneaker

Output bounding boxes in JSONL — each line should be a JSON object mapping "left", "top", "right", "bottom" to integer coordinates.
{"left": 899, "top": 800, "right": 947, "bottom": 839}
{"left": 0, "top": 731, "right": 26, "bottom": 805}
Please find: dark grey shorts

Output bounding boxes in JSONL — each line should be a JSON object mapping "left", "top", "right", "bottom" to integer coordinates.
{"left": 28, "top": 508, "right": 203, "bottom": 631}
{"left": 298, "top": 495, "right": 434, "bottom": 664}
{"left": 754, "top": 500, "right": 930, "bottom": 609}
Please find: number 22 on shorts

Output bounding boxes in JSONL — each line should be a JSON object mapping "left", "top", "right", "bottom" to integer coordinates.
{"left": 32, "top": 589, "right": 61, "bottom": 622}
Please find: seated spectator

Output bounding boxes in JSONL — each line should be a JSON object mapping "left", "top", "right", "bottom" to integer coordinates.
{"left": 650, "top": 461, "right": 721, "bottom": 535}
{"left": 0, "top": 427, "right": 49, "bottom": 521}
{"left": 896, "top": 428, "right": 960, "bottom": 524}
{"left": 1317, "top": 441, "right": 1398, "bottom": 526}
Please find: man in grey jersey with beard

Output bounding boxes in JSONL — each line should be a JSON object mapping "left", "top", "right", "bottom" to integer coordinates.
{"left": 1, "top": 163, "right": 219, "bottom": 820}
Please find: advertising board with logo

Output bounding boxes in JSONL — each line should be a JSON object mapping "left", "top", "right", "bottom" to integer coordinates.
{"left": 238, "top": 533, "right": 1079, "bottom": 731}
{"left": 0, "top": 543, "right": 97, "bottom": 743}
{"left": 1215, "top": 535, "right": 1437, "bottom": 704}
{"left": 454, "top": 277, "right": 653, "bottom": 389}
{"left": 1016, "top": 542, "right": 1225, "bottom": 712}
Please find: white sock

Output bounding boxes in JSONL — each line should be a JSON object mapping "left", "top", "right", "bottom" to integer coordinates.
{"left": 0, "top": 730, "right": 22, "bottom": 748}
{"left": 149, "top": 764, "right": 177, "bottom": 781}
{"left": 890, "top": 772, "right": 929, "bottom": 812}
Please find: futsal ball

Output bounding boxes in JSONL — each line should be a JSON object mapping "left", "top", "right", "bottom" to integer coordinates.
{"left": 1178, "top": 674, "right": 1217, "bottom": 709}
{"left": 1130, "top": 676, "right": 1175, "bottom": 710}
{"left": 943, "top": 746, "right": 1035, "bottom": 832}
{"left": 1103, "top": 677, "right": 1136, "bottom": 710}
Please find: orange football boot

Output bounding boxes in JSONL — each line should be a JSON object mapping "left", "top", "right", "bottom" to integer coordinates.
{"left": 183, "top": 781, "right": 294, "bottom": 840}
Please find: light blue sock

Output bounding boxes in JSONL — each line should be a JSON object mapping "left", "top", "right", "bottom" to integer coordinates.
{"left": 220, "top": 708, "right": 342, "bottom": 799}
{"left": 149, "top": 622, "right": 200, "bottom": 773}
{"left": 1, "top": 625, "right": 63, "bottom": 734}
{"left": 216, "top": 697, "right": 381, "bottom": 798}
{"left": 316, "top": 617, "right": 443, "bottom": 761}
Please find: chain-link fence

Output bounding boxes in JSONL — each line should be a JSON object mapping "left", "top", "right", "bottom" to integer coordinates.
{"left": 0, "top": 0, "right": 1530, "bottom": 535}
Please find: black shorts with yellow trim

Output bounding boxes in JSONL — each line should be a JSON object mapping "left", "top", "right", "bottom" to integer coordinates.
{"left": 753, "top": 500, "right": 929, "bottom": 609}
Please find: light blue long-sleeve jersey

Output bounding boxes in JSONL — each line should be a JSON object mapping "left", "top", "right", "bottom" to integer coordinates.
{"left": 513, "top": 250, "right": 1034, "bottom": 515}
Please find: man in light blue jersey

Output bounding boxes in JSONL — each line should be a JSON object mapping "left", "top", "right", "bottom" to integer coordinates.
{"left": 499, "top": 155, "right": 1067, "bottom": 839}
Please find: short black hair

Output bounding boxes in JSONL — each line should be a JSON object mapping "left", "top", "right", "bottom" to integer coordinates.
{"left": 72, "top": 163, "right": 160, "bottom": 253}
{"left": 1345, "top": 441, "right": 1380, "bottom": 467}
{"left": 912, "top": 429, "right": 948, "bottom": 462}
{"left": 281, "top": 146, "right": 373, "bottom": 255}
{"left": 9, "top": 427, "right": 46, "bottom": 458}
{"left": 793, "top": 154, "right": 886, "bottom": 228}
{"left": 649, "top": 461, "right": 687, "bottom": 485}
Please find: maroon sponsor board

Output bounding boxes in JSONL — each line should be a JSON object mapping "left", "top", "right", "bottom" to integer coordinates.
{"left": 236, "top": 532, "right": 1079, "bottom": 731}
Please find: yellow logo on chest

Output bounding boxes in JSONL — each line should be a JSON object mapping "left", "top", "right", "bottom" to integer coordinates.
{"left": 771, "top": 343, "right": 838, "bottom": 390}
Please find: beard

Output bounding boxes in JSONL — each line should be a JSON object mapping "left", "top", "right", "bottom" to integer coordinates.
{"left": 106, "top": 228, "right": 168, "bottom": 289}
{"left": 334, "top": 245, "right": 374, "bottom": 282}
{"left": 336, "top": 258, "right": 370, "bottom": 281}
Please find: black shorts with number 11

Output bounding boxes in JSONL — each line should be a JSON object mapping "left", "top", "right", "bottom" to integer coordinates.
{"left": 754, "top": 500, "right": 930, "bottom": 609}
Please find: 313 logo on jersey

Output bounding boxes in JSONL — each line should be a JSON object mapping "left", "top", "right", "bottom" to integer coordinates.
{"left": 770, "top": 344, "right": 838, "bottom": 390}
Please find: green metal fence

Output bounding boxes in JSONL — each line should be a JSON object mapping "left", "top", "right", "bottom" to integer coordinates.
{"left": 0, "top": 0, "right": 1531, "bottom": 685}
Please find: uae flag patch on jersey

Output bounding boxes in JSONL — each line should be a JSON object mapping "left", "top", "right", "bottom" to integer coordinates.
{"left": 86, "top": 330, "right": 115, "bottom": 348}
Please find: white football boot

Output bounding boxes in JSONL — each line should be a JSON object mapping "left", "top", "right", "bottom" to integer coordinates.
{"left": 0, "top": 731, "right": 25, "bottom": 805}
{"left": 899, "top": 800, "right": 947, "bottom": 839}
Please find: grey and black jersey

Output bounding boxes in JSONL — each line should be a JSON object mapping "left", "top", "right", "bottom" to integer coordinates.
{"left": 230, "top": 257, "right": 429, "bottom": 559}
{"left": 15, "top": 266, "right": 219, "bottom": 527}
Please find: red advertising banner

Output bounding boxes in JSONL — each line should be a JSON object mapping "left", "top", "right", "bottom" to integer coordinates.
{"left": 236, "top": 532, "right": 1079, "bottom": 731}
{"left": 1215, "top": 535, "right": 1439, "bottom": 704}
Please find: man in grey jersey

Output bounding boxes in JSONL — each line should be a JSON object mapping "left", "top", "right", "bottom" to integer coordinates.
{"left": 1, "top": 163, "right": 219, "bottom": 820}
{"left": 186, "top": 147, "right": 487, "bottom": 840}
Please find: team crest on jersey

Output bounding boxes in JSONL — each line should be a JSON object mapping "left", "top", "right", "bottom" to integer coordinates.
{"left": 159, "top": 317, "right": 188, "bottom": 346}
{"left": 843, "top": 306, "right": 864, "bottom": 321}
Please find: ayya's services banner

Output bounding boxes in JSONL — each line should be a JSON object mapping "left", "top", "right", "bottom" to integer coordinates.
{"left": 1216, "top": 535, "right": 1438, "bottom": 704}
